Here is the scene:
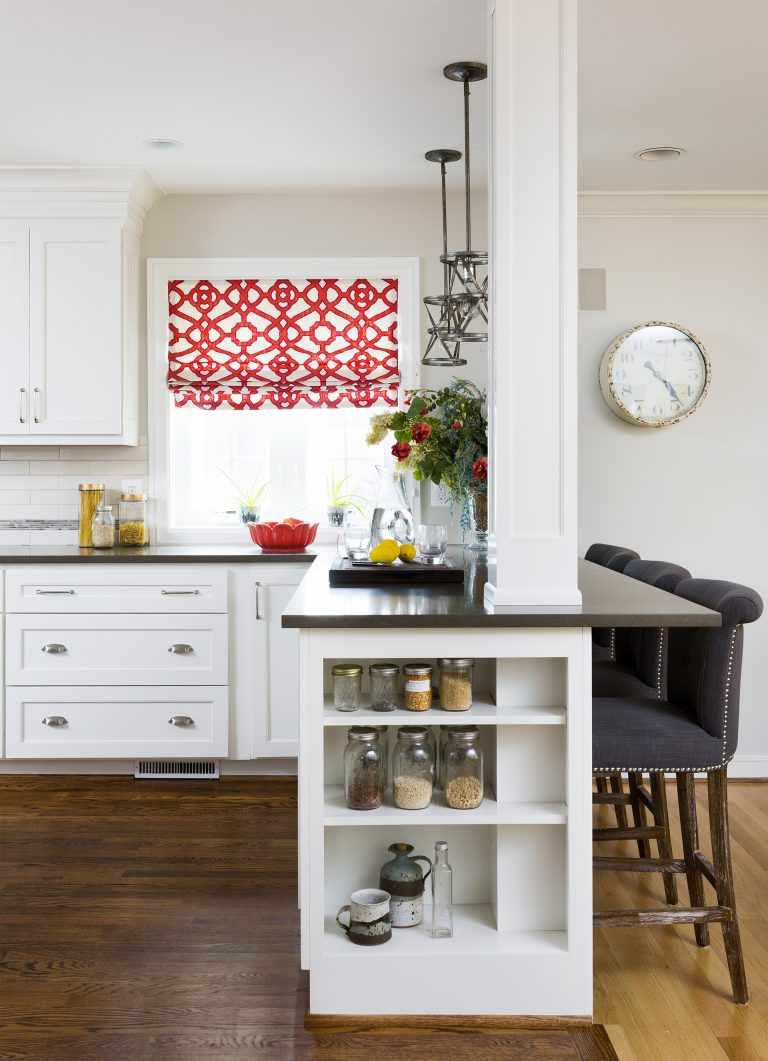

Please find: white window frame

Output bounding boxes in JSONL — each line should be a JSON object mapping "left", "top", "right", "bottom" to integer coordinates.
{"left": 148, "top": 257, "right": 420, "bottom": 544}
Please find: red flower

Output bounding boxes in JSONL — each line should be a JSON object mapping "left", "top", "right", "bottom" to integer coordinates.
{"left": 472, "top": 456, "right": 488, "bottom": 480}
{"left": 452, "top": 419, "right": 462, "bottom": 431}
{"left": 391, "top": 441, "right": 412, "bottom": 462}
{"left": 411, "top": 421, "right": 431, "bottom": 443}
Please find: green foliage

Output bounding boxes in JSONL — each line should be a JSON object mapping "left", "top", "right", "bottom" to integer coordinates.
{"left": 218, "top": 468, "right": 272, "bottom": 507}
{"left": 326, "top": 470, "right": 368, "bottom": 517}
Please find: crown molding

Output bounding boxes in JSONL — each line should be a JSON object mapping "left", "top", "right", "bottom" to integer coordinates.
{"left": 578, "top": 191, "right": 768, "bottom": 218}
{"left": 0, "top": 167, "right": 164, "bottom": 229}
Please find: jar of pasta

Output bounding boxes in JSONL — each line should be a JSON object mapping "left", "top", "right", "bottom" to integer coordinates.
{"left": 403, "top": 663, "right": 432, "bottom": 712}
{"left": 119, "top": 494, "right": 148, "bottom": 546}
{"left": 78, "top": 483, "right": 105, "bottom": 547}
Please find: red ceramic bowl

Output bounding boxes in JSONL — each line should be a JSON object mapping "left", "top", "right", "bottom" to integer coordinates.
{"left": 248, "top": 520, "right": 319, "bottom": 552}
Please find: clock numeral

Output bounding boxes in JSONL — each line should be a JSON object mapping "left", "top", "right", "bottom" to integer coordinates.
{"left": 619, "top": 351, "right": 635, "bottom": 364}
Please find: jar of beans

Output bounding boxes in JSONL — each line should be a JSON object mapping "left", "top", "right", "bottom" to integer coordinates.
{"left": 444, "top": 727, "right": 483, "bottom": 810}
{"left": 392, "top": 726, "right": 434, "bottom": 810}
{"left": 369, "top": 663, "right": 399, "bottom": 712}
{"left": 344, "top": 727, "right": 383, "bottom": 810}
{"left": 403, "top": 663, "right": 433, "bottom": 712}
{"left": 332, "top": 664, "right": 363, "bottom": 712}
{"left": 438, "top": 658, "right": 474, "bottom": 711}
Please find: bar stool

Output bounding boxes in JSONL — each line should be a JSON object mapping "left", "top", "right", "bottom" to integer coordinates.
{"left": 593, "top": 578, "right": 762, "bottom": 1004}
{"left": 585, "top": 543, "right": 640, "bottom": 659}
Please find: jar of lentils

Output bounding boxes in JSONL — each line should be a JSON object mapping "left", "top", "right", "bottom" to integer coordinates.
{"left": 392, "top": 726, "right": 434, "bottom": 810}
{"left": 438, "top": 658, "right": 475, "bottom": 711}
{"left": 332, "top": 664, "right": 362, "bottom": 712}
{"left": 369, "top": 663, "right": 399, "bottom": 712}
{"left": 344, "top": 727, "right": 383, "bottom": 810}
{"left": 403, "top": 663, "right": 433, "bottom": 712}
{"left": 444, "top": 727, "right": 484, "bottom": 810}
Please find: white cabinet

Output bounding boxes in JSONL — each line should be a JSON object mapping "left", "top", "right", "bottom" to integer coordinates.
{"left": 252, "top": 579, "right": 302, "bottom": 757}
{"left": 0, "top": 226, "right": 29, "bottom": 435}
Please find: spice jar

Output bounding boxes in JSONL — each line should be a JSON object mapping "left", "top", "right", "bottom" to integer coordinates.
{"left": 119, "top": 493, "right": 148, "bottom": 546}
{"left": 332, "top": 664, "right": 363, "bottom": 712}
{"left": 444, "top": 727, "right": 484, "bottom": 810}
{"left": 375, "top": 725, "right": 390, "bottom": 792}
{"left": 369, "top": 663, "right": 399, "bottom": 712}
{"left": 344, "top": 727, "right": 383, "bottom": 810}
{"left": 438, "top": 658, "right": 475, "bottom": 711}
{"left": 392, "top": 726, "right": 433, "bottom": 810}
{"left": 91, "top": 505, "right": 115, "bottom": 549}
{"left": 78, "top": 483, "right": 105, "bottom": 547}
{"left": 403, "top": 663, "right": 433, "bottom": 712}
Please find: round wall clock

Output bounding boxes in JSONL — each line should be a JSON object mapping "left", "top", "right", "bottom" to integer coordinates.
{"left": 599, "top": 321, "right": 711, "bottom": 427}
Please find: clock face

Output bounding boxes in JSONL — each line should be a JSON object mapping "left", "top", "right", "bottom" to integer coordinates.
{"left": 601, "top": 323, "right": 710, "bottom": 427}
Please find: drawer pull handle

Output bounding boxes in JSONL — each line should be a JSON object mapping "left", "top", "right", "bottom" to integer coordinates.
{"left": 42, "top": 716, "right": 68, "bottom": 727}
{"left": 36, "top": 589, "right": 75, "bottom": 596}
{"left": 168, "top": 643, "right": 194, "bottom": 655}
{"left": 161, "top": 589, "right": 201, "bottom": 596}
{"left": 168, "top": 715, "right": 195, "bottom": 728}
{"left": 41, "top": 643, "right": 68, "bottom": 654}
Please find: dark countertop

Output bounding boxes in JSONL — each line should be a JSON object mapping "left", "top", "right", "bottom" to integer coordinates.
{"left": 281, "top": 553, "right": 722, "bottom": 629}
{"left": 0, "top": 545, "right": 318, "bottom": 564}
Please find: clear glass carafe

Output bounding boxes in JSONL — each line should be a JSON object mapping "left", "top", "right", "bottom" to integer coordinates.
{"left": 392, "top": 726, "right": 433, "bottom": 810}
{"left": 444, "top": 727, "right": 483, "bottom": 810}
{"left": 343, "top": 727, "right": 383, "bottom": 810}
{"left": 370, "top": 465, "right": 415, "bottom": 547}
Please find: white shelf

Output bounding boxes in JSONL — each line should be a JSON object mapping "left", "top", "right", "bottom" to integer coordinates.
{"left": 323, "top": 785, "right": 567, "bottom": 826}
{"left": 322, "top": 694, "right": 566, "bottom": 726}
{"left": 323, "top": 903, "right": 568, "bottom": 958}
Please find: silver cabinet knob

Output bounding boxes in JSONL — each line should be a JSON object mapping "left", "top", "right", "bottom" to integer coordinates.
{"left": 168, "top": 644, "right": 194, "bottom": 654}
{"left": 168, "top": 715, "right": 195, "bottom": 727}
{"left": 42, "top": 716, "right": 68, "bottom": 727}
{"left": 42, "top": 643, "right": 68, "bottom": 654}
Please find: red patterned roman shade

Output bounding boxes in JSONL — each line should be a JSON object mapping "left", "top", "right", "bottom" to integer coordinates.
{"left": 167, "top": 278, "right": 399, "bottom": 410}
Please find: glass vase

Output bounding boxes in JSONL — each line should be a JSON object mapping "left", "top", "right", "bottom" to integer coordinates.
{"left": 468, "top": 490, "right": 488, "bottom": 553}
{"left": 370, "top": 465, "right": 415, "bottom": 546}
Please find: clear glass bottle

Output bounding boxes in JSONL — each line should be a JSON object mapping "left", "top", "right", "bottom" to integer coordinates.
{"left": 369, "top": 663, "right": 399, "bottom": 712}
{"left": 332, "top": 664, "right": 363, "bottom": 712}
{"left": 431, "top": 840, "right": 453, "bottom": 938}
{"left": 118, "top": 493, "right": 148, "bottom": 546}
{"left": 444, "top": 727, "right": 484, "bottom": 810}
{"left": 438, "top": 658, "right": 475, "bottom": 711}
{"left": 343, "top": 727, "right": 383, "bottom": 810}
{"left": 392, "top": 726, "right": 433, "bottom": 810}
{"left": 91, "top": 504, "right": 115, "bottom": 549}
{"left": 403, "top": 663, "right": 432, "bottom": 712}
{"left": 78, "top": 483, "right": 105, "bottom": 548}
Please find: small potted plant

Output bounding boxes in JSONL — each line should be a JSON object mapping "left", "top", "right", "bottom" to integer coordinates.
{"left": 219, "top": 468, "right": 272, "bottom": 525}
{"left": 326, "top": 470, "right": 367, "bottom": 528}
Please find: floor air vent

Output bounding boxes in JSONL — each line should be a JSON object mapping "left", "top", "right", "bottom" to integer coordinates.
{"left": 134, "top": 760, "right": 220, "bottom": 779}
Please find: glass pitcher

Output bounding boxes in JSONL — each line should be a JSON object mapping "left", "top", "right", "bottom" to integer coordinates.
{"left": 370, "top": 465, "right": 415, "bottom": 547}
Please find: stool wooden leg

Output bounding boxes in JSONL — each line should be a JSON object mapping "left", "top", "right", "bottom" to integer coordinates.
{"left": 676, "top": 772, "right": 709, "bottom": 948}
{"left": 650, "top": 773, "right": 678, "bottom": 905}
{"left": 708, "top": 767, "right": 748, "bottom": 1005}
{"left": 628, "top": 772, "right": 652, "bottom": 858}
{"left": 595, "top": 776, "right": 607, "bottom": 794}
{"left": 610, "top": 774, "right": 629, "bottom": 828}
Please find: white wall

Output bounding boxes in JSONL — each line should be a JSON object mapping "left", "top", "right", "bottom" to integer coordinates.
{"left": 578, "top": 202, "right": 768, "bottom": 775}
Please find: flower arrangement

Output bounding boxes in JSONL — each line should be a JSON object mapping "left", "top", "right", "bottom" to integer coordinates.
{"left": 367, "top": 378, "right": 488, "bottom": 528}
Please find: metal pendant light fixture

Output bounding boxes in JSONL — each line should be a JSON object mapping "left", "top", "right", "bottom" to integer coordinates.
{"left": 422, "top": 60, "right": 488, "bottom": 368}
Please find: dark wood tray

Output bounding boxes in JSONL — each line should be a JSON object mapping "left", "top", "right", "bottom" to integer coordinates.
{"left": 329, "top": 556, "right": 464, "bottom": 586}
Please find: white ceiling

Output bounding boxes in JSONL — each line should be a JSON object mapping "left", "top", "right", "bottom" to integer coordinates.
{"left": 2, "top": 0, "right": 767, "bottom": 194}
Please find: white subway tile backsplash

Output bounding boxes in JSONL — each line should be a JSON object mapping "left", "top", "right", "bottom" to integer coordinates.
{"left": 29, "top": 528, "right": 79, "bottom": 545}
{"left": 0, "top": 505, "right": 59, "bottom": 519}
{"left": 59, "top": 446, "right": 120, "bottom": 461}
{"left": 0, "top": 447, "right": 60, "bottom": 461}
{"left": 0, "top": 476, "right": 59, "bottom": 491}
{"left": 0, "top": 491, "right": 32, "bottom": 505}
{"left": 89, "top": 461, "right": 147, "bottom": 476}
{"left": 30, "top": 490, "right": 80, "bottom": 505}
{"left": 0, "top": 461, "right": 30, "bottom": 475}
{"left": 58, "top": 505, "right": 80, "bottom": 519}
{"left": 0, "top": 528, "right": 31, "bottom": 545}
{"left": 35, "top": 461, "right": 93, "bottom": 476}
{"left": 118, "top": 446, "right": 149, "bottom": 461}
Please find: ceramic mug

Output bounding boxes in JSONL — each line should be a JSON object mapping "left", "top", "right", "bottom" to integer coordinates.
{"left": 335, "top": 888, "right": 392, "bottom": 946}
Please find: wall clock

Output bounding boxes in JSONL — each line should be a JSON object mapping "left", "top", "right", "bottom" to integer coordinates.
{"left": 599, "top": 321, "right": 711, "bottom": 427}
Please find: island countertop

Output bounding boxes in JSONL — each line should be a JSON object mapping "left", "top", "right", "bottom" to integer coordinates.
{"left": 282, "top": 552, "right": 721, "bottom": 629}
{"left": 0, "top": 544, "right": 318, "bottom": 564}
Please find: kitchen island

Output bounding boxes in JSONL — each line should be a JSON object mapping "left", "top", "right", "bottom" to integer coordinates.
{"left": 282, "top": 552, "right": 720, "bottom": 1019}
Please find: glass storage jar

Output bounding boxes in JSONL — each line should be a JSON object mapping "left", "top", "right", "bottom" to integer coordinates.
{"left": 444, "top": 727, "right": 484, "bottom": 810}
{"left": 343, "top": 727, "right": 383, "bottom": 810}
{"left": 375, "top": 725, "right": 390, "bottom": 791}
{"left": 332, "top": 664, "right": 363, "bottom": 712}
{"left": 437, "top": 724, "right": 453, "bottom": 789}
{"left": 392, "top": 726, "right": 434, "bottom": 810}
{"left": 119, "top": 493, "right": 148, "bottom": 546}
{"left": 91, "top": 505, "right": 115, "bottom": 549}
{"left": 369, "top": 663, "right": 399, "bottom": 712}
{"left": 403, "top": 663, "right": 433, "bottom": 712}
{"left": 438, "top": 658, "right": 475, "bottom": 711}
{"left": 78, "top": 483, "right": 105, "bottom": 548}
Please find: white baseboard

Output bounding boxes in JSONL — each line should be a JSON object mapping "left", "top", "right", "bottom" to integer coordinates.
{"left": 728, "top": 755, "right": 768, "bottom": 780}
{"left": 0, "top": 758, "right": 298, "bottom": 777}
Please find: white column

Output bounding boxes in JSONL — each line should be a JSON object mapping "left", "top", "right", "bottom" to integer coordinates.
{"left": 485, "top": 0, "right": 580, "bottom": 607}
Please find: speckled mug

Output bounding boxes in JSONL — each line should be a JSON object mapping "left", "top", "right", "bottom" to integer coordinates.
{"left": 335, "top": 888, "right": 392, "bottom": 946}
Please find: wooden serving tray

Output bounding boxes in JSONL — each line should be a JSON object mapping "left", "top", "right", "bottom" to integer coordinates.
{"left": 329, "top": 556, "right": 464, "bottom": 586}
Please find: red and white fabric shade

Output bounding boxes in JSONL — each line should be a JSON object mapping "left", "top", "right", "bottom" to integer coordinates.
{"left": 167, "top": 278, "right": 399, "bottom": 410}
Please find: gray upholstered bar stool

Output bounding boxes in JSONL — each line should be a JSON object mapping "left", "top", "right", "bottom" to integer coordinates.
{"left": 593, "top": 578, "right": 762, "bottom": 1004}
{"left": 585, "top": 543, "right": 640, "bottom": 660}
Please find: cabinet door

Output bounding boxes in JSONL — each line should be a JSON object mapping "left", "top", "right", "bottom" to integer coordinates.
{"left": 253, "top": 581, "right": 301, "bottom": 757}
{"left": 0, "top": 226, "right": 30, "bottom": 434}
{"left": 29, "top": 224, "right": 122, "bottom": 435}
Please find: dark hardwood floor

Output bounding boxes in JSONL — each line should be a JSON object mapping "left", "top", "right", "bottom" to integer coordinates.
{"left": 0, "top": 776, "right": 615, "bottom": 1060}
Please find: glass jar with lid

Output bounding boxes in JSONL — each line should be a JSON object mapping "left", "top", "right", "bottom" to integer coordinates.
{"left": 392, "top": 726, "right": 434, "bottom": 810}
{"left": 444, "top": 726, "right": 484, "bottom": 810}
{"left": 438, "top": 658, "right": 475, "bottom": 711}
{"left": 78, "top": 483, "right": 105, "bottom": 547}
{"left": 369, "top": 663, "right": 399, "bottom": 712}
{"left": 403, "top": 663, "right": 433, "bottom": 712}
{"left": 374, "top": 725, "right": 390, "bottom": 791}
{"left": 344, "top": 727, "right": 383, "bottom": 810}
{"left": 119, "top": 493, "right": 148, "bottom": 546}
{"left": 91, "top": 505, "right": 115, "bottom": 549}
{"left": 332, "top": 664, "right": 363, "bottom": 712}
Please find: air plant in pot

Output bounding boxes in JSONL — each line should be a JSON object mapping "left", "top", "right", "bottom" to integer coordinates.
{"left": 326, "top": 470, "right": 367, "bottom": 528}
{"left": 218, "top": 468, "right": 272, "bottom": 525}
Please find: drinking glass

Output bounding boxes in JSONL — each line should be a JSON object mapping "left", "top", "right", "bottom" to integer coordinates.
{"left": 417, "top": 523, "right": 447, "bottom": 564}
{"left": 344, "top": 526, "right": 371, "bottom": 561}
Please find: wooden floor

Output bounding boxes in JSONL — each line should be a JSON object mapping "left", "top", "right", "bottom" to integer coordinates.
{"left": 594, "top": 779, "right": 768, "bottom": 1061}
{"left": 0, "top": 775, "right": 614, "bottom": 1061}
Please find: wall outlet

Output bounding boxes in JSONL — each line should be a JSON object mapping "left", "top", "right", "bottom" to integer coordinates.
{"left": 430, "top": 482, "right": 449, "bottom": 507}
{"left": 122, "top": 479, "right": 143, "bottom": 495}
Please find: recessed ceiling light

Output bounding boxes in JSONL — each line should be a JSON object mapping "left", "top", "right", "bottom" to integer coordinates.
{"left": 634, "top": 146, "right": 686, "bottom": 161}
{"left": 142, "top": 138, "right": 184, "bottom": 151}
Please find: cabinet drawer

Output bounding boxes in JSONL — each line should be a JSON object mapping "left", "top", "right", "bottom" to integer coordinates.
{"left": 4, "top": 565, "right": 228, "bottom": 613}
{"left": 6, "top": 614, "right": 228, "bottom": 685}
{"left": 5, "top": 686, "right": 228, "bottom": 758}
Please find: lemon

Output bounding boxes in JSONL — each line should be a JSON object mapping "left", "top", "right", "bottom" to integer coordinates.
{"left": 369, "top": 545, "right": 384, "bottom": 563}
{"left": 399, "top": 544, "right": 416, "bottom": 563}
{"left": 378, "top": 540, "right": 400, "bottom": 564}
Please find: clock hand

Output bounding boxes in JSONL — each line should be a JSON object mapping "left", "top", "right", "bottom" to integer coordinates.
{"left": 643, "top": 360, "right": 681, "bottom": 402}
